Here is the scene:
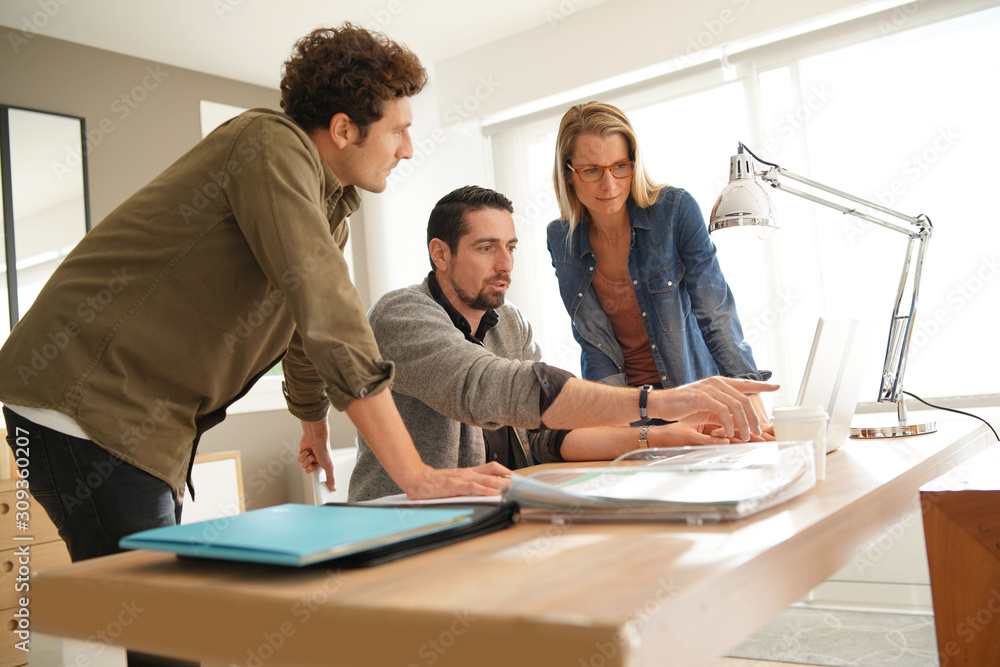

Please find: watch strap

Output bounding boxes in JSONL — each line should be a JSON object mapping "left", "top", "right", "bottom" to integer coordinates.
{"left": 639, "top": 384, "right": 653, "bottom": 420}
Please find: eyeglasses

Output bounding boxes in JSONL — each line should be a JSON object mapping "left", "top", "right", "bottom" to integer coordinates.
{"left": 566, "top": 160, "right": 635, "bottom": 183}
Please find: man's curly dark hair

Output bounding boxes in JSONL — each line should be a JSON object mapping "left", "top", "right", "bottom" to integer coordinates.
{"left": 280, "top": 23, "right": 427, "bottom": 138}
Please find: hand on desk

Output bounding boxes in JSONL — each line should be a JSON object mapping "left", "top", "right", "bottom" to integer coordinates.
{"left": 651, "top": 377, "right": 779, "bottom": 442}
{"left": 654, "top": 417, "right": 776, "bottom": 446}
{"left": 402, "top": 462, "right": 512, "bottom": 500}
{"left": 647, "top": 422, "right": 731, "bottom": 447}
{"left": 703, "top": 423, "right": 776, "bottom": 443}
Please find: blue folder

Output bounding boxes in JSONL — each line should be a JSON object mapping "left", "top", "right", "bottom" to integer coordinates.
{"left": 119, "top": 503, "right": 475, "bottom": 567}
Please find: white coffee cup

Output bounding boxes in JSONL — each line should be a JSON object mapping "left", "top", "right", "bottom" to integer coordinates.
{"left": 772, "top": 404, "right": 829, "bottom": 481}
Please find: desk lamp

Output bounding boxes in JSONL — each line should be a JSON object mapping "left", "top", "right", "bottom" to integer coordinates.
{"left": 710, "top": 143, "right": 935, "bottom": 438}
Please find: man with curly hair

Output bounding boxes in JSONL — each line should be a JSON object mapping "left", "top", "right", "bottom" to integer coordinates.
{"left": 0, "top": 23, "right": 509, "bottom": 607}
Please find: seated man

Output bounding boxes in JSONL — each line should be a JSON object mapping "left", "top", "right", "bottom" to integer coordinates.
{"left": 348, "top": 186, "right": 777, "bottom": 501}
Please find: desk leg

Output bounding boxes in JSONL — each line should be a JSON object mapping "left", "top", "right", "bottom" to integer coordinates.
{"left": 922, "top": 489, "right": 1000, "bottom": 666}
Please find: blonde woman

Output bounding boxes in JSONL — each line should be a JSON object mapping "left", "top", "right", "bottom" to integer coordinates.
{"left": 546, "top": 101, "right": 769, "bottom": 400}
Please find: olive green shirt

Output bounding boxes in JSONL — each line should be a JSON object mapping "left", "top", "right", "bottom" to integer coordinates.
{"left": 0, "top": 109, "right": 392, "bottom": 499}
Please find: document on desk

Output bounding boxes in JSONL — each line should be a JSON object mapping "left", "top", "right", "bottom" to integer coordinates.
{"left": 120, "top": 503, "right": 474, "bottom": 566}
{"left": 506, "top": 442, "right": 816, "bottom": 522}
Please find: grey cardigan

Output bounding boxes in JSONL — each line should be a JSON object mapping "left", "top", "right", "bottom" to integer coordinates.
{"left": 348, "top": 279, "right": 563, "bottom": 501}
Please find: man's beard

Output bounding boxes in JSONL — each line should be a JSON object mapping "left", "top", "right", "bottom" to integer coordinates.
{"left": 454, "top": 273, "right": 511, "bottom": 311}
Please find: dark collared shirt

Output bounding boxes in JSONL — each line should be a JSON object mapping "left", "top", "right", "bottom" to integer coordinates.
{"left": 427, "top": 272, "right": 571, "bottom": 468}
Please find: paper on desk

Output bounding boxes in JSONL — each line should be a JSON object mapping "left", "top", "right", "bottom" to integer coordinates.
{"left": 361, "top": 493, "right": 504, "bottom": 506}
{"left": 506, "top": 442, "right": 815, "bottom": 521}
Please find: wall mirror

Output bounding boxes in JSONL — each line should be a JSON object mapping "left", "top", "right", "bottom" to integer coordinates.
{"left": 0, "top": 105, "right": 92, "bottom": 339}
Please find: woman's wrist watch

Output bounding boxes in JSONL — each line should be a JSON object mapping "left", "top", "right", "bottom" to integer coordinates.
{"left": 639, "top": 384, "right": 653, "bottom": 421}
{"left": 638, "top": 425, "right": 650, "bottom": 448}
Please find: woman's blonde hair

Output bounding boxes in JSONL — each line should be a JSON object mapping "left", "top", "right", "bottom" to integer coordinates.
{"left": 552, "top": 101, "right": 664, "bottom": 231}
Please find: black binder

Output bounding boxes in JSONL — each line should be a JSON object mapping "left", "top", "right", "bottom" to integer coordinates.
{"left": 323, "top": 501, "right": 519, "bottom": 568}
{"left": 124, "top": 501, "right": 518, "bottom": 568}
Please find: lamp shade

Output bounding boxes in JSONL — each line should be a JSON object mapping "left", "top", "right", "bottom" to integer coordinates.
{"left": 709, "top": 152, "right": 778, "bottom": 233}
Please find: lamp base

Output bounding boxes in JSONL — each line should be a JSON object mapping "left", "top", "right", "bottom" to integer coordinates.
{"left": 850, "top": 421, "right": 937, "bottom": 439}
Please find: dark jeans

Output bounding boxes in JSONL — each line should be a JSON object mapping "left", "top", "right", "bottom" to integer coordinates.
{"left": 3, "top": 407, "right": 198, "bottom": 667}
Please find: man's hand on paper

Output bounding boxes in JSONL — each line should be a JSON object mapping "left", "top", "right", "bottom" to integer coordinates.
{"left": 651, "top": 377, "right": 780, "bottom": 442}
{"left": 401, "top": 462, "right": 512, "bottom": 500}
{"left": 648, "top": 422, "right": 731, "bottom": 446}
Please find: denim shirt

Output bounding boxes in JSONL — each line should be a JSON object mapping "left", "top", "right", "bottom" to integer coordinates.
{"left": 546, "top": 188, "right": 768, "bottom": 387}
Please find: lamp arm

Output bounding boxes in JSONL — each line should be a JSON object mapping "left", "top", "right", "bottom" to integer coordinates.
{"left": 761, "top": 166, "right": 929, "bottom": 237}
{"left": 758, "top": 166, "right": 933, "bottom": 413}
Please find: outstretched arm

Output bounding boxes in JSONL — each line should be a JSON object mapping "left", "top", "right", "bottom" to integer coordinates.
{"left": 560, "top": 422, "right": 732, "bottom": 461}
{"left": 541, "top": 376, "right": 779, "bottom": 442}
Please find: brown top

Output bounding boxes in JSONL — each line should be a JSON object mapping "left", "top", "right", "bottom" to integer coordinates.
{"left": 0, "top": 109, "right": 392, "bottom": 498}
{"left": 590, "top": 268, "right": 659, "bottom": 386}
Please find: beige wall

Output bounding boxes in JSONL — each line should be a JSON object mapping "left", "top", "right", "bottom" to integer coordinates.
{"left": 0, "top": 33, "right": 279, "bottom": 223}
{"left": 0, "top": 34, "right": 326, "bottom": 510}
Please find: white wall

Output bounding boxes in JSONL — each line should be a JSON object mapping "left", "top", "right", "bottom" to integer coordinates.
{"left": 432, "top": 0, "right": 900, "bottom": 125}
{"left": 359, "top": 72, "right": 493, "bottom": 298}
{"left": 360, "top": 0, "right": 958, "bottom": 305}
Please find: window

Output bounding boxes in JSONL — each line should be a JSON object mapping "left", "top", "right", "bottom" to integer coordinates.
{"left": 490, "top": 5, "right": 1000, "bottom": 406}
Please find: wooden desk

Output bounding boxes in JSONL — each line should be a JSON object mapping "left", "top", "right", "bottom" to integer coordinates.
{"left": 922, "top": 440, "right": 1000, "bottom": 666}
{"left": 31, "top": 419, "right": 995, "bottom": 667}
{"left": 1, "top": 430, "right": 70, "bottom": 667}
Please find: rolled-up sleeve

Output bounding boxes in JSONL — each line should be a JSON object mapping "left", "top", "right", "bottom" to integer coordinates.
{"left": 224, "top": 116, "right": 393, "bottom": 414}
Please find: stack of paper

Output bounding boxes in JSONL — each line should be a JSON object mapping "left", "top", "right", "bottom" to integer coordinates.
{"left": 505, "top": 442, "right": 815, "bottom": 522}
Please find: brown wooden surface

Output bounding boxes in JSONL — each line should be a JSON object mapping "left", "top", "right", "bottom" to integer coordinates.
{"left": 31, "top": 419, "right": 994, "bottom": 667}
{"left": 1, "top": 454, "right": 70, "bottom": 667}
{"left": 922, "top": 444, "right": 1000, "bottom": 667}
{"left": 1, "top": 605, "right": 27, "bottom": 667}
